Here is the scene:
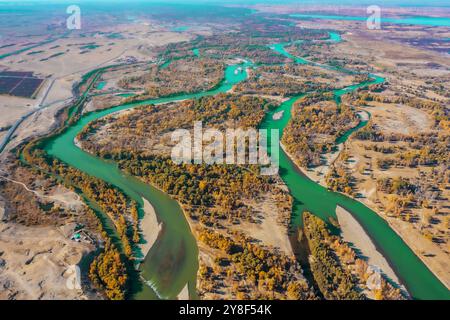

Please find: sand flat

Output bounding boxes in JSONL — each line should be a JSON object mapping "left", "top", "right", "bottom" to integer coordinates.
{"left": 280, "top": 142, "right": 337, "bottom": 188}
{"left": 239, "top": 194, "right": 293, "bottom": 256}
{"left": 336, "top": 205, "right": 404, "bottom": 289}
{"left": 137, "top": 198, "right": 162, "bottom": 262}
{"left": 177, "top": 283, "right": 189, "bottom": 300}
{"left": 0, "top": 222, "right": 96, "bottom": 299}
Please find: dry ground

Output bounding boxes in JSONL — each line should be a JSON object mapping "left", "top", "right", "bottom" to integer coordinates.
{"left": 0, "top": 220, "right": 97, "bottom": 300}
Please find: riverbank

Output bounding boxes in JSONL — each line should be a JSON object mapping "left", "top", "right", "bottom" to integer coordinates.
{"left": 280, "top": 109, "right": 370, "bottom": 188}
{"left": 280, "top": 129, "right": 450, "bottom": 296}
{"left": 77, "top": 138, "right": 163, "bottom": 271}
{"left": 67, "top": 61, "right": 258, "bottom": 300}
{"left": 358, "top": 195, "right": 450, "bottom": 291}
{"left": 280, "top": 139, "right": 450, "bottom": 294}
{"left": 335, "top": 206, "right": 406, "bottom": 292}
{"left": 77, "top": 135, "right": 199, "bottom": 298}
{"left": 281, "top": 126, "right": 407, "bottom": 289}
{"left": 280, "top": 142, "right": 330, "bottom": 188}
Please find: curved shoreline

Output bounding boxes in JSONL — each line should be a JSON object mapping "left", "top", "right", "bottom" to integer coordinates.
{"left": 278, "top": 102, "right": 449, "bottom": 292}
{"left": 335, "top": 206, "right": 406, "bottom": 291}
{"left": 137, "top": 198, "right": 162, "bottom": 267}
{"left": 43, "top": 61, "right": 251, "bottom": 300}
{"left": 356, "top": 197, "right": 450, "bottom": 291}
{"left": 262, "top": 39, "right": 449, "bottom": 297}
{"left": 283, "top": 138, "right": 450, "bottom": 293}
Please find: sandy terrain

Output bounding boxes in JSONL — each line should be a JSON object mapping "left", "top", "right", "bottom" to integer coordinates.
{"left": 177, "top": 284, "right": 189, "bottom": 300}
{"left": 0, "top": 220, "right": 97, "bottom": 300}
{"left": 0, "top": 96, "right": 37, "bottom": 128}
{"left": 0, "top": 102, "right": 59, "bottom": 158}
{"left": 0, "top": 28, "right": 192, "bottom": 161}
{"left": 136, "top": 198, "right": 162, "bottom": 264}
{"left": 280, "top": 142, "right": 336, "bottom": 188}
{"left": 272, "top": 110, "right": 284, "bottom": 120}
{"left": 0, "top": 172, "right": 85, "bottom": 212}
{"left": 83, "top": 95, "right": 125, "bottom": 114}
{"left": 240, "top": 93, "right": 288, "bottom": 103}
{"left": 336, "top": 206, "right": 405, "bottom": 290}
{"left": 368, "top": 102, "right": 433, "bottom": 135}
{"left": 44, "top": 76, "right": 77, "bottom": 107}
{"left": 239, "top": 194, "right": 293, "bottom": 256}
{"left": 2, "top": 27, "right": 190, "bottom": 78}
{"left": 50, "top": 188, "right": 84, "bottom": 211}
{"left": 304, "top": 144, "right": 342, "bottom": 187}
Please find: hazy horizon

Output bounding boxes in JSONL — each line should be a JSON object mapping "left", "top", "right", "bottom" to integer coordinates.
{"left": 1, "top": 0, "right": 450, "bottom": 8}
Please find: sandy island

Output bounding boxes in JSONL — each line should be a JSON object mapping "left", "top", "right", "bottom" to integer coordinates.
{"left": 272, "top": 110, "right": 284, "bottom": 120}
{"left": 137, "top": 198, "right": 162, "bottom": 266}
{"left": 177, "top": 283, "right": 189, "bottom": 300}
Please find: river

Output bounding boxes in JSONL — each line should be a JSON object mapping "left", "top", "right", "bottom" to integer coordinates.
{"left": 40, "top": 33, "right": 449, "bottom": 300}
{"left": 43, "top": 62, "right": 251, "bottom": 300}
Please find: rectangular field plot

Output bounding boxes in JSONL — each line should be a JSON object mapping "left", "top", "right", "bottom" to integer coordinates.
{"left": 0, "top": 71, "right": 44, "bottom": 98}
{"left": 0, "top": 71, "right": 34, "bottom": 77}
{"left": 0, "top": 77, "right": 22, "bottom": 94}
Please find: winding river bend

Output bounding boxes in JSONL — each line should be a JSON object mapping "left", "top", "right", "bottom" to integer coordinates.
{"left": 43, "top": 63, "right": 250, "bottom": 300}
{"left": 41, "top": 33, "right": 449, "bottom": 300}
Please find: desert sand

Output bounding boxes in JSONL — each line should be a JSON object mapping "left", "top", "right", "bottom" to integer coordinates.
{"left": 240, "top": 194, "right": 294, "bottom": 256}
{"left": 0, "top": 96, "right": 36, "bottom": 128}
{"left": 0, "top": 220, "right": 97, "bottom": 300}
{"left": 0, "top": 27, "right": 191, "bottom": 160}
